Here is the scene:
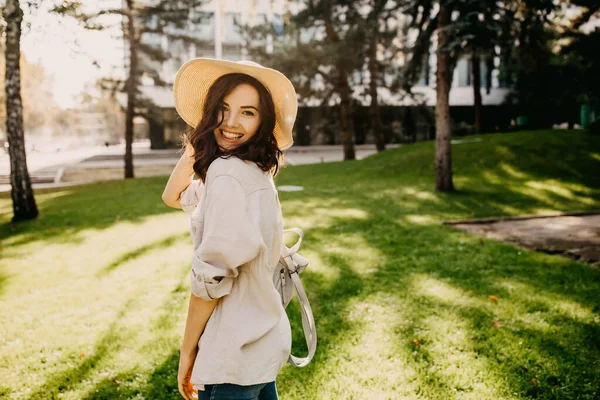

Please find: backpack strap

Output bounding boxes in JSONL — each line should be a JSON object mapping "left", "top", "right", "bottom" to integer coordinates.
{"left": 283, "top": 227, "right": 304, "bottom": 255}
{"left": 281, "top": 229, "right": 317, "bottom": 367}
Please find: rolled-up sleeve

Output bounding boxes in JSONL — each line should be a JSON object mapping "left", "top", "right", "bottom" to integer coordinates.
{"left": 179, "top": 179, "right": 203, "bottom": 214}
{"left": 190, "top": 175, "right": 266, "bottom": 301}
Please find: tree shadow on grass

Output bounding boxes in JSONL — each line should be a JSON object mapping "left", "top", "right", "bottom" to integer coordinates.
{"left": 25, "top": 273, "right": 191, "bottom": 400}
{"left": 277, "top": 245, "right": 366, "bottom": 396}
{"left": 98, "top": 232, "right": 190, "bottom": 276}
{"left": 275, "top": 184, "right": 600, "bottom": 398}
{"left": 80, "top": 282, "right": 191, "bottom": 400}
{"left": 0, "top": 176, "right": 177, "bottom": 249}
{"left": 26, "top": 298, "right": 137, "bottom": 400}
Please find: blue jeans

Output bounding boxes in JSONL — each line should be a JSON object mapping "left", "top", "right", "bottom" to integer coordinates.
{"left": 197, "top": 381, "right": 278, "bottom": 400}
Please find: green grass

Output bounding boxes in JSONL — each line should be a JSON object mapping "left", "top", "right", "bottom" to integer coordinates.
{"left": 1, "top": 130, "right": 599, "bottom": 399}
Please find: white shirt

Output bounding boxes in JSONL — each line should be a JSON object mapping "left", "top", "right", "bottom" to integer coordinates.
{"left": 178, "top": 155, "right": 291, "bottom": 391}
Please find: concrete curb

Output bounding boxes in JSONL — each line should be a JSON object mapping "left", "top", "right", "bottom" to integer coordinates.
{"left": 441, "top": 210, "right": 600, "bottom": 225}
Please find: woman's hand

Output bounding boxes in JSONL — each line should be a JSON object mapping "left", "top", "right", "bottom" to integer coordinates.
{"left": 177, "top": 347, "right": 198, "bottom": 400}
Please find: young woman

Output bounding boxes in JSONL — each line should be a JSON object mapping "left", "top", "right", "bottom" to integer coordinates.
{"left": 161, "top": 58, "right": 298, "bottom": 400}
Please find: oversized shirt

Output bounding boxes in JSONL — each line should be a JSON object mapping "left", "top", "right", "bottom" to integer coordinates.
{"left": 178, "top": 155, "right": 292, "bottom": 391}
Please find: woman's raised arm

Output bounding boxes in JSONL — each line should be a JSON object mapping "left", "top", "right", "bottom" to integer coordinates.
{"left": 162, "top": 144, "right": 196, "bottom": 209}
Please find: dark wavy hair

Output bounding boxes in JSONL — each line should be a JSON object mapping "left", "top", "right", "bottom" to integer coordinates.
{"left": 180, "top": 73, "right": 284, "bottom": 182}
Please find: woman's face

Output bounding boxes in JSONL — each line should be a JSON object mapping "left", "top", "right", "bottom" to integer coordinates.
{"left": 214, "top": 83, "right": 262, "bottom": 151}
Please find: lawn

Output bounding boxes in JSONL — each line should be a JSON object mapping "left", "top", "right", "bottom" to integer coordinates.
{"left": 1, "top": 129, "right": 599, "bottom": 399}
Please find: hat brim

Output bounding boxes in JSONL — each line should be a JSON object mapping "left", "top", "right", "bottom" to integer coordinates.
{"left": 173, "top": 58, "right": 297, "bottom": 151}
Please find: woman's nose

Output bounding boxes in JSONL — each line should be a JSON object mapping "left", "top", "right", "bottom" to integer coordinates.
{"left": 226, "top": 111, "right": 240, "bottom": 128}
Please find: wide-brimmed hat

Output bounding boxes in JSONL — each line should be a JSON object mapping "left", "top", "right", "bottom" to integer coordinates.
{"left": 173, "top": 57, "right": 298, "bottom": 150}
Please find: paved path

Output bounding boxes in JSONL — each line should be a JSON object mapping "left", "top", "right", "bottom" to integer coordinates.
{"left": 453, "top": 213, "right": 600, "bottom": 266}
{"left": 0, "top": 142, "right": 400, "bottom": 193}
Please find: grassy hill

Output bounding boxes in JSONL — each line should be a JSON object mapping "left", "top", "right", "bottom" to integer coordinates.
{"left": 0, "top": 130, "right": 599, "bottom": 399}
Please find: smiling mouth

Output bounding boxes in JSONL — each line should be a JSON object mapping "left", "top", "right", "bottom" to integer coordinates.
{"left": 220, "top": 129, "right": 244, "bottom": 140}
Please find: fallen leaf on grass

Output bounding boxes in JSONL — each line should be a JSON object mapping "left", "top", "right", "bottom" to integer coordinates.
{"left": 412, "top": 339, "right": 421, "bottom": 346}
{"left": 492, "top": 320, "right": 504, "bottom": 328}
{"left": 79, "top": 352, "right": 85, "bottom": 359}
{"left": 489, "top": 295, "right": 499, "bottom": 302}
{"left": 113, "top": 379, "right": 122, "bottom": 385}
{"left": 531, "top": 378, "right": 538, "bottom": 386}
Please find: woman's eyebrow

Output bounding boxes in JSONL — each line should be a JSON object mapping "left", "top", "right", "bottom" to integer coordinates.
{"left": 222, "top": 102, "right": 259, "bottom": 112}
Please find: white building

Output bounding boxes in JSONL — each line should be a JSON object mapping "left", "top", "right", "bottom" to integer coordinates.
{"left": 136, "top": 0, "right": 512, "bottom": 145}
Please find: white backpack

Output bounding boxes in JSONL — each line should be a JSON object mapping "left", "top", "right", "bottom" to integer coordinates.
{"left": 273, "top": 228, "right": 317, "bottom": 367}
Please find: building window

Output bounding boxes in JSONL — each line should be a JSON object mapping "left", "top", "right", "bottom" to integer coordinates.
{"left": 416, "top": 56, "right": 431, "bottom": 87}
{"left": 190, "top": 11, "right": 214, "bottom": 41}
{"left": 222, "top": 51, "right": 242, "bottom": 61}
{"left": 224, "top": 12, "right": 241, "bottom": 44}
{"left": 456, "top": 58, "right": 470, "bottom": 87}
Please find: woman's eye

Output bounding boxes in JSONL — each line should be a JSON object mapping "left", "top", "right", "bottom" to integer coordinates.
{"left": 243, "top": 111, "right": 255, "bottom": 116}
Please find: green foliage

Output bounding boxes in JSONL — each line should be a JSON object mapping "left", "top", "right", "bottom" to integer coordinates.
{"left": 244, "top": 0, "right": 404, "bottom": 105}
{"left": 405, "top": 0, "right": 557, "bottom": 91}
{"left": 50, "top": 0, "right": 207, "bottom": 122}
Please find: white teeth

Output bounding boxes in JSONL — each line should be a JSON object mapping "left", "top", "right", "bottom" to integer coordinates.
{"left": 221, "top": 130, "right": 243, "bottom": 139}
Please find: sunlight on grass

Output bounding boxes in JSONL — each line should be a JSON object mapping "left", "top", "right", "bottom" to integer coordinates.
{"left": 412, "top": 275, "right": 562, "bottom": 333}
{"left": 487, "top": 201, "right": 525, "bottom": 215}
{"left": 513, "top": 181, "right": 597, "bottom": 208}
{"left": 300, "top": 293, "right": 423, "bottom": 398}
{"left": 402, "top": 187, "right": 440, "bottom": 201}
{"left": 403, "top": 214, "right": 437, "bottom": 225}
{"left": 482, "top": 170, "right": 502, "bottom": 185}
{"left": 0, "top": 211, "right": 194, "bottom": 399}
{"left": 294, "top": 249, "right": 339, "bottom": 281}
{"left": 493, "top": 145, "right": 515, "bottom": 159}
{"left": 35, "top": 189, "right": 77, "bottom": 204}
{"left": 499, "top": 163, "right": 528, "bottom": 179}
{"left": 496, "top": 279, "right": 594, "bottom": 322}
{"left": 281, "top": 199, "right": 369, "bottom": 230}
{"left": 412, "top": 275, "right": 474, "bottom": 306}
{"left": 590, "top": 152, "right": 600, "bottom": 162}
{"left": 418, "top": 310, "right": 508, "bottom": 399}
{"left": 322, "top": 233, "right": 382, "bottom": 276}
{"left": 525, "top": 181, "right": 577, "bottom": 200}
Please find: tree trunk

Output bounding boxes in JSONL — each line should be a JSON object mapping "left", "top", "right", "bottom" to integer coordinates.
{"left": 338, "top": 69, "right": 356, "bottom": 160}
{"left": 296, "top": 107, "right": 312, "bottom": 146}
{"left": 149, "top": 118, "right": 166, "bottom": 149}
{"left": 434, "top": 4, "right": 454, "bottom": 192}
{"left": 368, "top": 29, "right": 385, "bottom": 152}
{"left": 404, "top": 107, "right": 416, "bottom": 142}
{"left": 472, "top": 51, "right": 483, "bottom": 134}
{"left": 323, "top": 18, "right": 355, "bottom": 160}
{"left": 4, "top": 0, "right": 38, "bottom": 222}
{"left": 124, "top": 0, "right": 137, "bottom": 178}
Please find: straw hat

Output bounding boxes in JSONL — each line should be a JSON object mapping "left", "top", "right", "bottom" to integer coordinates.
{"left": 173, "top": 58, "right": 298, "bottom": 150}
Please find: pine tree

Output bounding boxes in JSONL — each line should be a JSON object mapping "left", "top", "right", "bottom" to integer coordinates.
{"left": 245, "top": 0, "right": 365, "bottom": 160}
{"left": 52, "top": 0, "right": 207, "bottom": 178}
{"left": 359, "top": 0, "right": 404, "bottom": 152}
